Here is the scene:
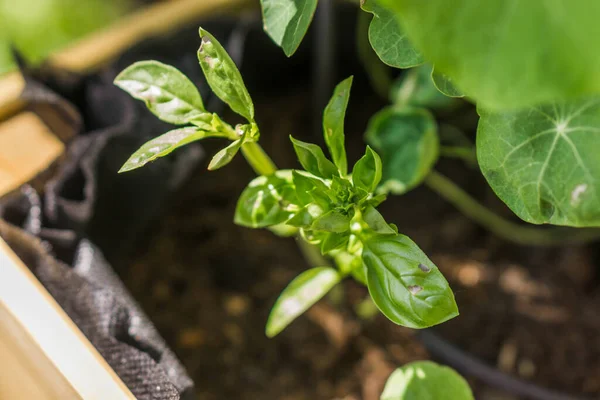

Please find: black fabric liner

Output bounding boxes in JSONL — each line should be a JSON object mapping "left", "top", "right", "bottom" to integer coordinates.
{"left": 0, "top": 17, "right": 252, "bottom": 400}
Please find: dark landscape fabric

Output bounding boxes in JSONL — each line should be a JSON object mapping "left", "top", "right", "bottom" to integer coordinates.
{"left": 0, "top": 19, "right": 244, "bottom": 400}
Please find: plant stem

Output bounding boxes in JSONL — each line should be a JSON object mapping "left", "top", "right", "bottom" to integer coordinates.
{"left": 297, "top": 236, "right": 330, "bottom": 267}
{"left": 439, "top": 145, "right": 478, "bottom": 167}
{"left": 424, "top": 170, "right": 600, "bottom": 246}
{"left": 241, "top": 141, "right": 277, "bottom": 176}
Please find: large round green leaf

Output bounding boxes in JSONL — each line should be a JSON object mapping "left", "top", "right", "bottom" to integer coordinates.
{"left": 365, "top": 107, "right": 439, "bottom": 194}
{"left": 478, "top": 97, "right": 600, "bottom": 227}
{"left": 379, "top": 0, "right": 600, "bottom": 110}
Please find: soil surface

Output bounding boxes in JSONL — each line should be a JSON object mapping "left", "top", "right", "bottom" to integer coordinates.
{"left": 121, "top": 57, "right": 600, "bottom": 400}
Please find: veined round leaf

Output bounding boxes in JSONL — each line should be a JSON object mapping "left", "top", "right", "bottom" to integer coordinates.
{"left": 391, "top": 65, "right": 456, "bottom": 110}
{"left": 114, "top": 61, "right": 206, "bottom": 124}
{"left": 119, "top": 127, "right": 214, "bottom": 173}
{"left": 363, "top": 234, "right": 458, "bottom": 329}
{"left": 381, "top": 361, "right": 473, "bottom": 400}
{"left": 260, "top": 0, "right": 318, "bottom": 57}
{"left": 266, "top": 267, "right": 341, "bottom": 337}
{"left": 378, "top": 0, "right": 600, "bottom": 110}
{"left": 365, "top": 107, "right": 439, "bottom": 195}
{"left": 361, "top": 0, "right": 424, "bottom": 69}
{"left": 478, "top": 97, "right": 600, "bottom": 227}
{"left": 234, "top": 172, "right": 297, "bottom": 228}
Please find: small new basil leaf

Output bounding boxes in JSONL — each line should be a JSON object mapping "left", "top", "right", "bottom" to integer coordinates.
{"left": 198, "top": 28, "right": 254, "bottom": 122}
{"left": 208, "top": 139, "right": 243, "bottom": 171}
{"left": 367, "top": 193, "right": 387, "bottom": 208}
{"left": 114, "top": 61, "right": 206, "bottom": 125}
{"left": 119, "top": 127, "right": 217, "bottom": 173}
{"left": 260, "top": 0, "right": 318, "bottom": 57}
{"left": 266, "top": 267, "right": 341, "bottom": 337}
{"left": 323, "top": 77, "right": 352, "bottom": 175}
{"left": 287, "top": 207, "right": 314, "bottom": 227}
{"left": 363, "top": 234, "right": 458, "bottom": 328}
{"left": 292, "top": 170, "right": 330, "bottom": 206}
{"left": 320, "top": 232, "right": 349, "bottom": 254}
{"left": 360, "top": 0, "right": 424, "bottom": 69}
{"left": 477, "top": 97, "right": 600, "bottom": 227}
{"left": 391, "top": 64, "right": 456, "bottom": 109}
{"left": 290, "top": 136, "right": 339, "bottom": 179}
{"left": 352, "top": 145, "right": 382, "bottom": 193}
{"left": 235, "top": 172, "right": 296, "bottom": 228}
{"left": 363, "top": 205, "right": 396, "bottom": 234}
{"left": 365, "top": 107, "right": 438, "bottom": 195}
{"left": 381, "top": 361, "right": 474, "bottom": 400}
{"left": 312, "top": 210, "right": 351, "bottom": 233}
{"left": 431, "top": 67, "right": 464, "bottom": 98}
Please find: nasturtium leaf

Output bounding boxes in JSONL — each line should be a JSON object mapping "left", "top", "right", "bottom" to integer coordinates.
{"left": 477, "top": 97, "right": 600, "bottom": 227}
{"left": 431, "top": 67, "right": 464, "bottom": 98}
{"left": 362, "top": 234, "right": 458, "bottom": 328}
{"left": 312, "top": 210, "right": 350, "bottom": 233}
{"left": 114, "top": 61, "right": 206, "bottom": 125}
{"left": 381, "top": 361, "right": 474, "bottom": 400}
{"left": 352, "top": 146, "right": 382, "bottom": 194}
{"left": 266, "top": 267, "right": 341, "bottom": 337}
{"left": 119, "top": 127, "right": 218, "bottom": 173}
{"left": 363, "top": 205, "right": 396, "bottom": 235}
{"left": 323, "top": 77, "right": 352, "bottom": 175}
{"left": 260, "top": 0, "right": 318, "bottom": 57}
{"left": 320, "top": 232, "right": 349, "bottom": 254}
{"left": 234, "top": 172, "right": 297, "bottom": 228}
{"left": 208, "top": 139, "right": 243, "bottom": 171}
{"left": 378, "top": 0, "right": 600, "bottom": 110}
{"left": 391, "top": 65, "right": 456, "bottom": 110}
{"left": 360, "top": 0, "right": 424, "bottom": 69}
{"left": 198, "top": 28, "right": 254, "bottom": 122}
{"left": 290, "top": 136, "right": 339, "bottom": 179}
{"left": 365, "top": 107, "right": 438, "bottom": 195}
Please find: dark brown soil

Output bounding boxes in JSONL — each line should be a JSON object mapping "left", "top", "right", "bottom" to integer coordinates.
{"left": 122, "top": 81, "right": 600, "bottom": 399}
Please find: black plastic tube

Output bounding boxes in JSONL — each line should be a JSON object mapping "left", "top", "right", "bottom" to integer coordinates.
{"left": 418, "top": 330, "right": 593, "bottom": 400}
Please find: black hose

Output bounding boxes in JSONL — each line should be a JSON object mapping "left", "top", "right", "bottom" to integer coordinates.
{"left": 418, "top": 330, "right": 593, "bottom": 400}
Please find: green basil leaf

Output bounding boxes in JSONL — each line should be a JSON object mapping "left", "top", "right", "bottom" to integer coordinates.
{"left": 378, "top": 0, "right": 600, "bottom": 110}
{"left": 367, "top": 193, "right": 387, "bottom": 208}
{"left": 381, "top": 361, "right": 474, "bottom": 400}
{"left": 292, "top": 170, "right": 330, "bottom": 206}
{"left": 391, "top": 64, "right": 456, "bottom": 110}
{"left": 198, "top": 28, "right": 254, "bottom": 122}
{"left": 311, "top": 210, "right": 351, "bottom": 233}
{"left": 290, "top": 136, "right": 339, "bottom": 179}
{"left": 114, "top": 61, "right": 206, "bottom": 125}
{"left": 431, "top": 67, "right": 464, "bottom": 98}
{"left": 234, "top": 172, "right": 297, "bottom": 228}
{"left": 260, "top": 0, "right": 318, "bottom": 57}
{"left": 477, "top": 97, "right": 600, "bottom": 227}
{"left": 323, "top": 77, "right": 352, "bottom": 175}
{"left": 352, "top": 146, "right": 382, "bottom": 193}
{"left": 363, "top": 234, "right": 458, "bottom": 328}
{"left": 266, "top": 267, "right": 341, "bottom": 337}
{"left": 361, "top": 0, "right": 424, "bottom": 69}
{"left": 320, "top": 232, "right": 349, "bottom": 254}
{"left": 208, "top": 139, "right": 243, "bottom": 171}
{"left": 365, "top": 107, "right": 438, "bottom": 195}
{"left": 363, "top": 205, "right": 396, "bottom": 234}
{"left": 287, "top": 207, "right": 313, "bottom": 227}
{"left": 119, "top": 127, "right": 216, "bottom": 173}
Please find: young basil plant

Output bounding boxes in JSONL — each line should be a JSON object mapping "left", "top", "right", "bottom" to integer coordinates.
{"left": 114, "top": 28, "right": 458, "bottom": 342}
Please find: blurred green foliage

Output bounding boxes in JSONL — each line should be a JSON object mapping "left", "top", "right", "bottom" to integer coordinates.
{"left": 0, "top": 0, "right": 132, "bottom": 75}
